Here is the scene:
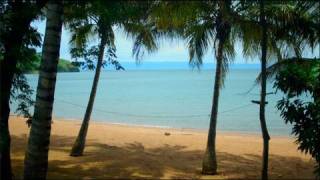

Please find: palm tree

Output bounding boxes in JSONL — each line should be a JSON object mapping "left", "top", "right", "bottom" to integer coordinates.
{"left": 69, "top": 20, "right": 114, "bottom": 157}
{"left": 255, "top": 3, "right": 319, "bottom": 178}
{"left": 170, "top": 1, "right": 235, "bottom": 174}
{"left": 23, "top": 1, "right": 63, "bottom": 179}
{"left": 66, "top": 1, "right": 122, "bottom": 157}
{"left": 232, "top": 1, "right": 319, "bottom": 179}
{"left": 67, "top": 1, "right": 155, "bottom": 156}
{"left": 150, "top": 1, "right": 235, "bottom": 174}
{"left": 201, "top": 1, "right": 234, "bottom": 174}
{"left": 230, "top": 2, "right": 271, "bottom": 178}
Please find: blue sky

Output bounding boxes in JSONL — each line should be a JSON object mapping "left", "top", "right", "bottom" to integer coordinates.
{"left": 32, "top": 20, "right": 319, "bottom": 65}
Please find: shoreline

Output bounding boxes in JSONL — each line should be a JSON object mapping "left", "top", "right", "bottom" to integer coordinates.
{"left": 10, "top": 114, "right": 292, "bottom": 138}
{"left": 65, "top": 118, "right": 293, "bottom": 138}
{"left": 52, "top": 115, "right": 294, "bottom": 138}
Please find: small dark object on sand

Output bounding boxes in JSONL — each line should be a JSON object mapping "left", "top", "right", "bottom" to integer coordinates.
{"left": 164, "top": 132, "right": 171, "bottom": 136}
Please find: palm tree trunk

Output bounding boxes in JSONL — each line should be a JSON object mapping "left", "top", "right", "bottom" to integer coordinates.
{"left": 259, "top": 1, "right": 270, "bottom": 180}
{"left": 23, "top": 1, "right": 63, "bottom": 179}
{"left": 70, "top": 38, "right": 106, "bottom": 157}
{"left": 202, "top": 1, "right": 231, "bottom": 174}
{"left": 202, "top": 38, "right": 224, "bottom": 175}
{"left": 293, "top": 45, "right": 301, "bottom": 58}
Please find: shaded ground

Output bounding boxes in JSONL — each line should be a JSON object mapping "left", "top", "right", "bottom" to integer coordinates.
{"left": 11, "top": 134, "right": 315, "bottom": 179}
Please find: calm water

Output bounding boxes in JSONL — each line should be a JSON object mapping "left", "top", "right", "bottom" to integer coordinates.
{"left": 18, "top": 69, "right": 294, "bottom": 135}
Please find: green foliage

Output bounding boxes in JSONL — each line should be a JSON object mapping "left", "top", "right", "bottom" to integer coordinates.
{"left": 10, "top": 74, "right": 34, "bottom": 122}
{"left": 275, "top": 61, "right": 319, "bottom": 96}
{"left": 255, "top": 57, "right": 320, "bottom": 84}
{"left": 11, "top": 48, "right": 39, "bottom": 121}
{"left": 150, "top": 1, "right": 236, "bottom": 79}
{"left": 65, "top": 1, "right": 154, "bottom": 70}
{"left": 20, "top": 54, "right": 80, "bottom": 73}
{"left": 0, "top": 1, "right": 43, "bottom": 123}
{"left": 65, "top": 1, "right": 122, "bottom": 70}
{"left": 123, "top": 21, "right": 159, "bottom": 61}
{"left": 274, "top": 61, "right": 320, "bottom": 177}
{"left": 70, "top": 46, "right": 123, "bottom": 71}
{"left": 58, "top": 58, "right": 81, "bottom": 72}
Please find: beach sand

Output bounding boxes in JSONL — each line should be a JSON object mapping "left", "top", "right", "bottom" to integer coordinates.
{"left": 9, "top": 116, "right": 315, "bottom": 179}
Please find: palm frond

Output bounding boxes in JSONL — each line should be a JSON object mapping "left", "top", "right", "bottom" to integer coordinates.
{"left": 185, "top": 20, "right": 215, "bottom": 67}
{"left": 122, "top": 21, "right": 160, "bottom": 61}
{"left": 68, "top": 23, "right": 96, "bottom": 50}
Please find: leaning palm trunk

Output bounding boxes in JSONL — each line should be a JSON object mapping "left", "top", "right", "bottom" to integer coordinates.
{"left": 23, "top": 1, "right": 63, "bottom": 179}
{"left": 259, "top": 1, "right": 270, "bottom": 180}
{"left": 202, "top": 19, "right": 231, "bottom": 173}
{"left": 202, "top": 42, "right": 224, "bottom": 174}
{"left": 70, "top": 38, "right": 106, "bottom": 156}
{"left": 202, "top": 1, "right": 231, "bottom": 174}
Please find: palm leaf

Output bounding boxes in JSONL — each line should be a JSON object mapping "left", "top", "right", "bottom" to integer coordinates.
{"left": 185, "top": 20, "right": 215, "bottom": 67}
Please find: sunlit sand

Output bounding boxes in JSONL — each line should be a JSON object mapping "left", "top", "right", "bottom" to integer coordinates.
{"left": 10, "top": 116, "right": 315, "bottom": 179}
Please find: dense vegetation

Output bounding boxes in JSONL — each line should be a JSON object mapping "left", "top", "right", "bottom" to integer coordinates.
{"left": 274, "top": 59, "right": 320, "bottom": 175}
{"left": 0, "top": 1, "right": 319, "bottom": 180}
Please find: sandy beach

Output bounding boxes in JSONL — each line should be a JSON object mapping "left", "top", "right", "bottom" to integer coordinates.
{"left": 9, "top": 116, "right": 315, "bottom": 179}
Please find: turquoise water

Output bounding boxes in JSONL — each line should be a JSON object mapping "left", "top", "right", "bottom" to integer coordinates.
{"left": 20, "top": 69, "right": 293, "bottom": 135}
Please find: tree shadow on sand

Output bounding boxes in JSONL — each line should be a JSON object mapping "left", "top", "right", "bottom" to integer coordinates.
{"left": 11, "top": 134, "right": 315, "bottom": 179}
